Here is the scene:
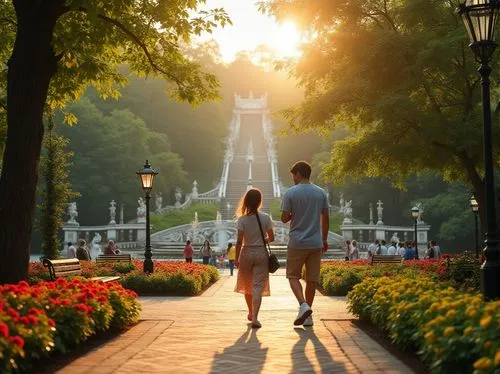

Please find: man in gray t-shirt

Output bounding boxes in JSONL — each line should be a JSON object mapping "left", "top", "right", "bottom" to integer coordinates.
{"left": 280, "top": 161, "right": 329, "bottom": 326}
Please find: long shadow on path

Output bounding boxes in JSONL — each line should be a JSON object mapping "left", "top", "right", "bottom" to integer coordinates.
{"left": 292, "top": 327, "right": 349, "bottom": 373}
{"left": 211, "top": 326, "right": 268, "bottom": 374}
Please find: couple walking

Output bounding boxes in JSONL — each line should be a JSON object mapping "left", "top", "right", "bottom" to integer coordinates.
{"left": 233, "top": 161, "right": 329, "bottom": 328}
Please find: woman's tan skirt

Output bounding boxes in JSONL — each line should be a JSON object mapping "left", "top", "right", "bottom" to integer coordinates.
{"left": 234, "top": 245, "right": 270, "bottom": 296}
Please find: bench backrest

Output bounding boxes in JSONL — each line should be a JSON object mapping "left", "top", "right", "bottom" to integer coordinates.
{"left": 96, "top": 254, "right": 132, "bottom": 264}
{"left": 43, "top": 258, "right": 82, "bottom": 280}
{"left": 371, "top": 255, "right": 403, "bottom": 265}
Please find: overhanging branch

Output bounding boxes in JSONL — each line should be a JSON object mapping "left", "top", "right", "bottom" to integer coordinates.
{"left": 76, "top": 7, "right": 186, "bottom": 89}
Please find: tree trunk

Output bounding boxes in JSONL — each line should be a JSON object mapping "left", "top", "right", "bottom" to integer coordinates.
{"left": 0, "top": 1, "right": 62, "bottom": 284}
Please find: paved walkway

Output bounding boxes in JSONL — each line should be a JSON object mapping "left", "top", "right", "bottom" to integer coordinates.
{"left": 57, "top": 270, "right": 414, "bottom": 374}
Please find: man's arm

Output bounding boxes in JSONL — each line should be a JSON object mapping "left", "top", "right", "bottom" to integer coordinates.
{"left": 321, "top": 208, "right": 329, "bottom": 252}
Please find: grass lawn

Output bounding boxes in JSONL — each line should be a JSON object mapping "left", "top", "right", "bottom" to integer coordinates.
{"left": 150, "top": 203, "right": 219, "bottom": 233}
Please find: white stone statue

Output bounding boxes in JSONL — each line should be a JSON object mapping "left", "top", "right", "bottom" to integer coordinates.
{"left": 109, "top": 200, "right": 116, "bottom": 224}
{"left": 174, "top": 187, "right": 182, "bottom": 208}
{"left": 376, "top": 200, "right": 384, "bottom": 225}
{"left": 416, "top": 202, "right": 424, "bottom": 224}
{"left": 67, "top": 202, "right": 79, "bottom": 225}
{"left": 137, "top": 197, "right": 146, "bottom": 223}
{"left": 339, "top": 193, "right": 345, "bottom": 213}
{"left": 390, "top": 232, "right": 400, "bottom": 245}
{"left": 343, "top": 200, "right": 353, "bottom": 224}
{"left": 155, "top": 192, "right": 163, "bottom": 213}
{"left": 90, "top": 233, "right": 102, "bottom": 259}
{"left": 191, "top": 180, "right": 199, "bottom": 199}
{"left": 216, "top": 210, "right": 222, "bottom": 225}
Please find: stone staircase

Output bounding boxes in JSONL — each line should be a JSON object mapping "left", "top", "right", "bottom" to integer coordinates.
{"left": 222, "top": 113, "right": 274, "bottom": 219}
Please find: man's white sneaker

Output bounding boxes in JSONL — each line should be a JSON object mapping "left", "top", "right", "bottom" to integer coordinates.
{"left": 303, "top": 316, "right": 313, "bottom": 326}
{"left": 294, "top": 303, "right": 312, "bottom": 325}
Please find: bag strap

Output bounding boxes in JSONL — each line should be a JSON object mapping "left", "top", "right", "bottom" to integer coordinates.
{"left": 255, "top": 212, "right": 272, "bottom": 255}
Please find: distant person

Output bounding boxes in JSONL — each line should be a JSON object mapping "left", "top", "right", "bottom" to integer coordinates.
{"left": 281, "top": 161, "right": 329, "bottom": 327}
{"left": 76, "top": 239, "right": 91, "bottom": 261}
{"left": 344, "top": 240, "right": 351, "bottom": 261}
{"left": 67, "top": 242, "right": 76, "bottom": 259}
{"left": 234, "top": 188, "right": 274, "bottom": 329}
{"left": 431, "top": 240, "right": 441, "bottom": 259}
{"left": 200, "top": 240, "right": 212, "bottom": 265}
{"left": 184, "top": 240, "right": 194, "bottom": 263}
{"left": 379, "top": 240, "right": 388, "bottom": 255}
{"left": 349, "top": 240, "right": 359, "bottom": 261}
{"left": 367, "top": 240, "right": 379, "bottom": 258}
{"left": 104, "top": 240, "right": 120, "bottom": 255}
{"left": 403, "top": 241, "right": 415, "bottom": 260}
{"left": 218, "top": 253, "right": 226, "bottom": 271}
{"left": 227, "top": 242, "right": 236, "bottom": 276}
{"left": 397, "top": 242, "right": 405, "bottom": 257}
{"left": 387, "top": 242, "right": 397, "bottom": 255}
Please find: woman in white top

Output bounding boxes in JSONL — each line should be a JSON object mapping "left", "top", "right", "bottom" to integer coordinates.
{"left": 234, "top": 188, "right": 274, "bottom": 328}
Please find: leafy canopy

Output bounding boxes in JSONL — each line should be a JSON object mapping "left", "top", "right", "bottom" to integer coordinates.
{"left": 0, "top": 0, "right": 231, "bottom": 152}
{"left": 260, "top": 0, "right": 499, "bottom": 188}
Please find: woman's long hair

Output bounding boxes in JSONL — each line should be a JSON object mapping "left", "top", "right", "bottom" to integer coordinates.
{"left": 236, "top": 188, "right": 262, "bottom": 217}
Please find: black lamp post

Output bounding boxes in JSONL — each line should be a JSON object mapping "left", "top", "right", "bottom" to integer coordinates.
{"left": 458, "top": 0, "right": 500, "bottom": 300}
{"left": 136, "top": 160, "right": 158, "bottom": 273}
{"left": 411, "top": 206, "right": 420, "bottom": 260}
{"left": 470, "top": 193, "right": 480, "bottom": 258}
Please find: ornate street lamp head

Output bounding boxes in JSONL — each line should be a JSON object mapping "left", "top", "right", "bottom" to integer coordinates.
{"left": 411, "top": 206, "right": 419, "bottom": 219}
{"left": 136, "top": 160, "right": 158, "bottom": 194}
{"left": 470, "top": 192, "right": 480, "bottom": 212}
{"left": 458, "top": 0, "right": 500, "bottom": 62}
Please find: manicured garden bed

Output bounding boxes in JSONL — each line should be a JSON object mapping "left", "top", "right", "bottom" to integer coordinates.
{"left": 319, "top": 253, "right": 497, "bottom": 373}
{"left": 319, "top": 252, "right": 480, "bottom": 296}
{"left": 28, "top": 259, "right": 220, "bottom": 296}
{"left": 347, "top": 275, "right": 499, "bottom": 373}
{"left": 0, "top": 278, "right": 141, "bottom": 372}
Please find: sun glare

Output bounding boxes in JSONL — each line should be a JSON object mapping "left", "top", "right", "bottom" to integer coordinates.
{"left": 269, "top": 21, "right": 302, "bottom": 58}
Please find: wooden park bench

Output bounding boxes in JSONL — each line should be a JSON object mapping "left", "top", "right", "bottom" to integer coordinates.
{"left": 371, "top": 254, "right": 403, "bottom": 265}
{"left": 96, "top": 254, "right": 132, "bottom": 265}
{"left": 42, "top": 258, "right": 120, "bottom": 282}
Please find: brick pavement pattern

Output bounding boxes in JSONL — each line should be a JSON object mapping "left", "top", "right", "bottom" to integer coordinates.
{"left": 57, "top": 269, "right": 414, "bottom": 374}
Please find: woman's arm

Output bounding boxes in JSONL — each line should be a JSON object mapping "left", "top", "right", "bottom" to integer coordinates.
{"left": 235, "top": 229, "right": 244, "bottom": 266}
{"left": 266, "top": 227, "right": 275, "bottom": 243}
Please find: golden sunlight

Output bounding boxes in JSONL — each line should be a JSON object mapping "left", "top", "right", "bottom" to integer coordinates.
{"left": 269, "top": 21, "right": 302, "bottom": 58}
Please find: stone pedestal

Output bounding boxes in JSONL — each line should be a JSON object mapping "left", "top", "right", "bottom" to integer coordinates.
{"left": 342, "top": 229, "right": 353, "bottom": 240}
{"left": 64, "top": 229, "right": 78, "bottom": 245}
{"left": 107, "top": 229, "right": 117, "bottom": 241}
{"left": 375, "top": 230, "right": 386, "bottom": 240}
{"left": 137, "top": 229, "right": 146, "bottom": 241}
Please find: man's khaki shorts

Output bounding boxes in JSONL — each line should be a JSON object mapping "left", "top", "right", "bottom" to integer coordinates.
{"left": 286, "top": 247, "right": 322, "bottom": 282}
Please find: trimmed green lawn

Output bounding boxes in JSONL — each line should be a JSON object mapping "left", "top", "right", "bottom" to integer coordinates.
{"left": 150, "top": 203, "right": 219, "bottom": 233}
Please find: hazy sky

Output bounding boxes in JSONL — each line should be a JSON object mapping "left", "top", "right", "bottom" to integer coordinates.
{"left": 199, "top": 0, "right": 299, "bottom": 62}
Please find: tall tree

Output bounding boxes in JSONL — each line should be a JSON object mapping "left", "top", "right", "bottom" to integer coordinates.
{"left": 260, "top": 0, "right": 499, "bottom": 226}
{"left": 0, "top": 0, "right": 230, "bottom": 283}
{"left": 38, "top": 116, "right": 78, "bottom": 259}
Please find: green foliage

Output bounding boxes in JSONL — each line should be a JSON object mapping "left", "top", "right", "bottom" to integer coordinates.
{"left": 261, "top": 0, "right": 499, "bottom": 200}
{"left": 443, "top": 252, "right": 481, "bottom": 290}
{"left": 150, "top": 203, "right": 219, "bottom": 233}
{"left": 328, "top": 212, "right": 343, "bottom": 234}
{"left": 57, "top": 98, "right": 188, "bottom": 225}
{"left": 38, "top": 120, "right": 79, "bottom": 259}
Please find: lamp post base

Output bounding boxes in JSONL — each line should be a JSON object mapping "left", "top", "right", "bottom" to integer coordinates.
{"left": 144, "top": 248, "right": 154, "bottom": 273}
{"left": 481, "top": 260, "right": 500, "bottom": 300}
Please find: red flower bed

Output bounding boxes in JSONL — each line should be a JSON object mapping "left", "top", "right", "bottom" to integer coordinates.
{"left": 28, "top": 259, "right": 220, "bottom": 296}
{"left": 0, "top": 279, "right": 140, "bottom": 372}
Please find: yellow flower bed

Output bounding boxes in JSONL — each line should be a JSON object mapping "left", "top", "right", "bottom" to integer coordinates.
{"left": 347, "top": 275, "right": 500, "bottom": 373}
